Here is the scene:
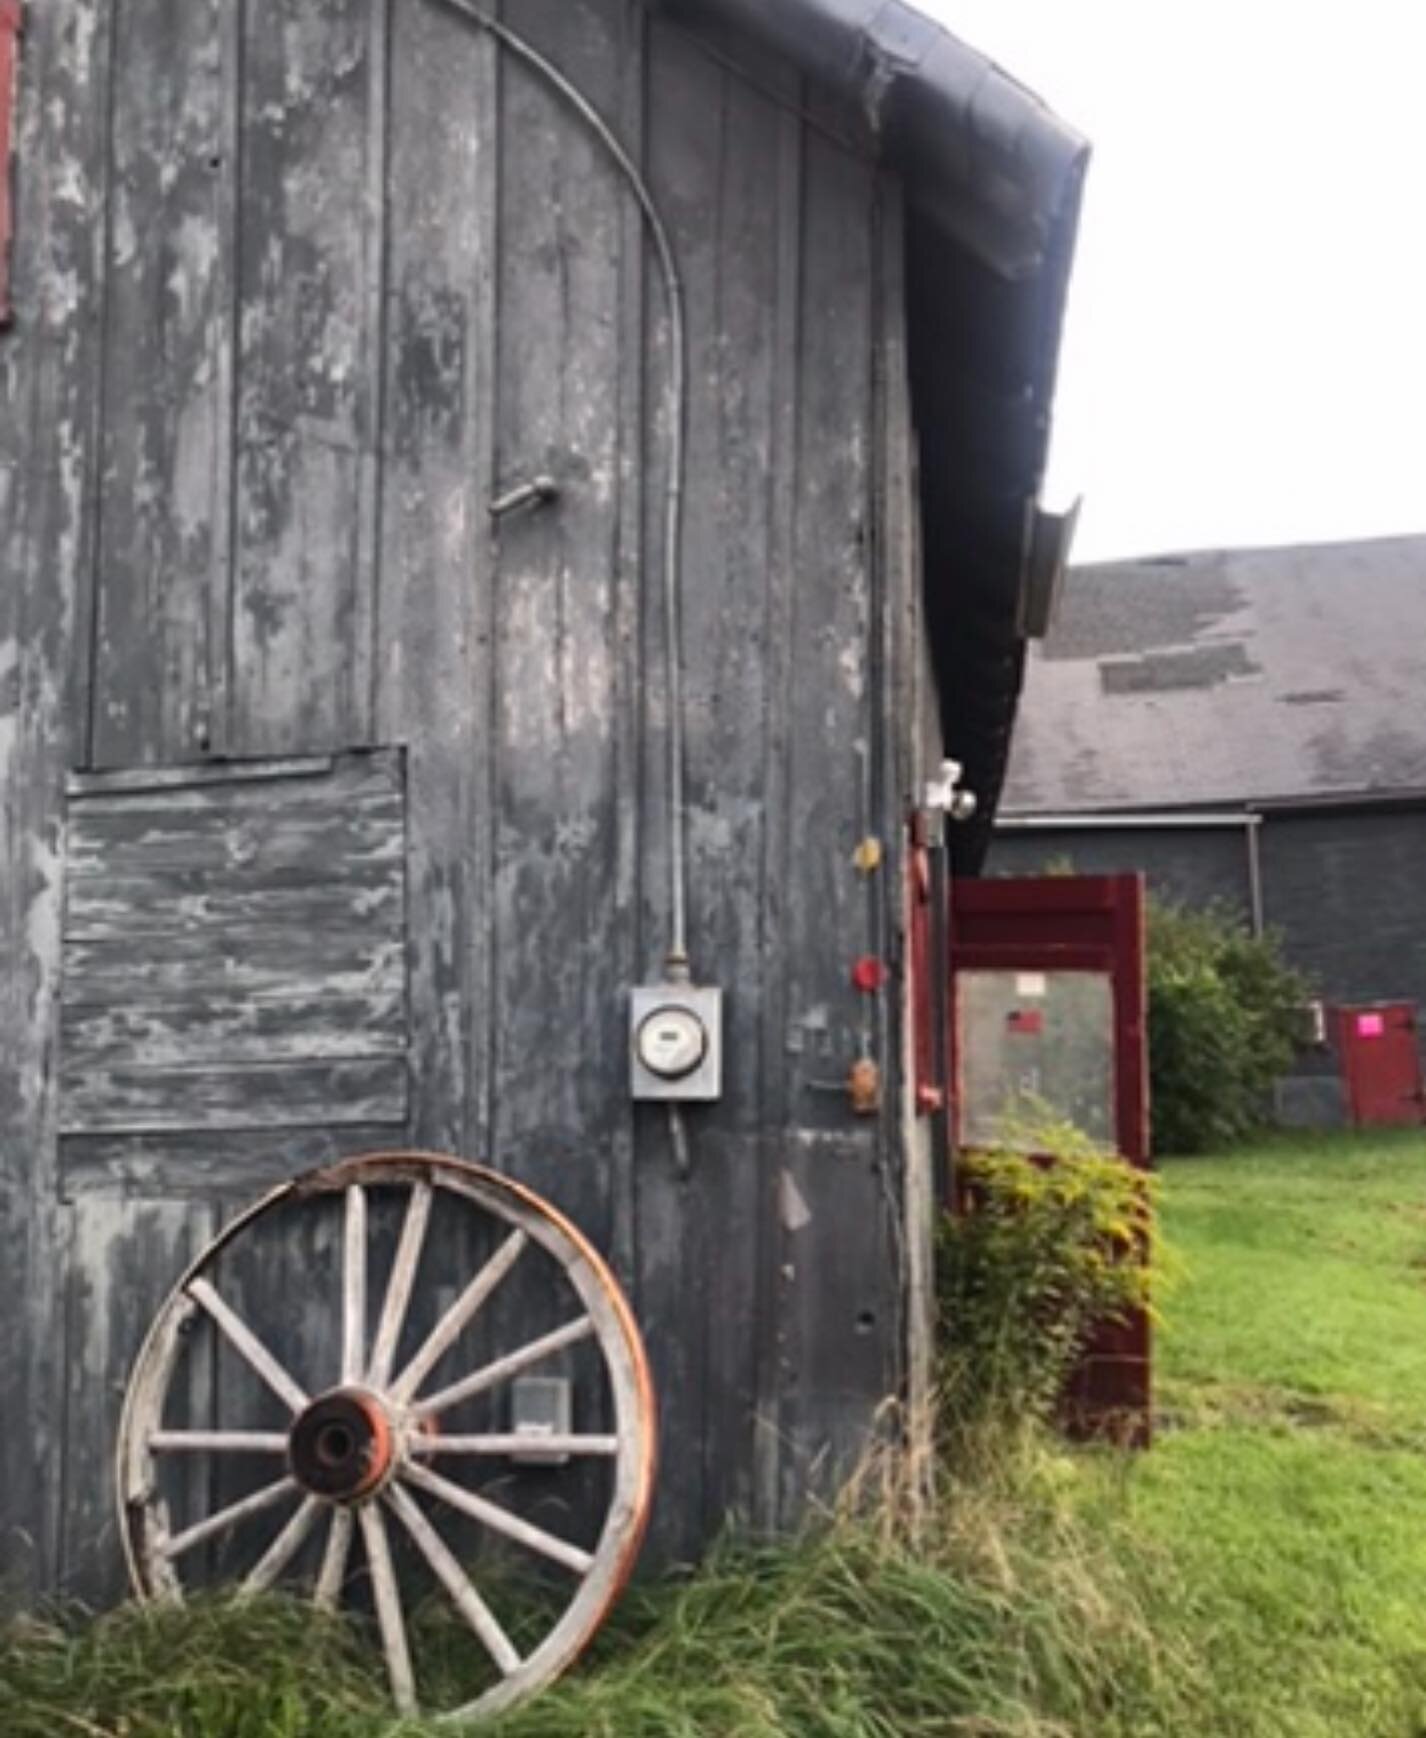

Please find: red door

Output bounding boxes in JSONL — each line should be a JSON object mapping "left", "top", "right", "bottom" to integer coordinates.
{"left": 1336, "top": 1003, "right": 1425, "bottom": 1127}
{"left": 949, "top": 873, "right": 1151, "bottom": 1443}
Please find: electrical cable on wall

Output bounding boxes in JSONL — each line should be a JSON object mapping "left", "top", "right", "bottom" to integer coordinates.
{"left": 431, "top": 0, "right": 693, "bottom": 980}
{"left": 429, "top": 0, "right": 710, "bottom": 1173}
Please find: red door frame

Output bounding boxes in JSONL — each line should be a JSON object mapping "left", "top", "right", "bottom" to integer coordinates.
{"left": 949, "top": 873, "right": 1152, "bottom": 1444}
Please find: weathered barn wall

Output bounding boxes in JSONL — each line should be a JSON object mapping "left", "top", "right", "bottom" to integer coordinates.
{"left": 989, "top": 825, "right": 1254, "bottom": 920}
{"left": 0, "top": 0, "right": 924, "bottom": 1598}
{"left": 1258, "top": 808, "right": 1426, "bottom": 1024}
{"left": 991, "top": 809, "right": 1426, "bottom": 1026}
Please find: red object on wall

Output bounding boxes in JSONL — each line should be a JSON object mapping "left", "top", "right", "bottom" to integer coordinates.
{"left": 906, "top": 830, "right": 944, "bottom": 1113}
{"left": 0, "top": 0, "right": 20, "bottom": 327}
{"left": 1335, "top": 1002, "right": 1425, "bottom": 1128}
{"left": 950, "top": 873, "right": 1152, "bottom": 1445}
{"left": 851, "top": 955, "right": 887, "bottom": 993}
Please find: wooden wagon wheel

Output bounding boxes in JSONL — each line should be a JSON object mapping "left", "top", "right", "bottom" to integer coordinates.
{"left": 116, "top": 1152, "right": 657, "bottom": 1721}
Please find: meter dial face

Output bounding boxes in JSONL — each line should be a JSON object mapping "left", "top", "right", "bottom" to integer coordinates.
{"left": 636, "top": 1005, "right": 707, "bottom": 1080}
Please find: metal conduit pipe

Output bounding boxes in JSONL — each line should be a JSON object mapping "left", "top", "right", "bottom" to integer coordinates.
{"left": 430, "top": 0, "right": 694, "bottom": 976}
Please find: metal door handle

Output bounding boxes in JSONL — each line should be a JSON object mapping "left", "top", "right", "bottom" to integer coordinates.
{"left": 488, "top": 475, "right": 559, "bottom": 519}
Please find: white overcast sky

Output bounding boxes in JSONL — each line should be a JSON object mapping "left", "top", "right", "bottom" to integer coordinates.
{"left": 920, "top": 1, "right": 1426, "bottom": 562}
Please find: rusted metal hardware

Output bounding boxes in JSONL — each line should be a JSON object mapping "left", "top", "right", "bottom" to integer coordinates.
{"left": 846, "top": 1057, "right": 881, "bottom": 1115}
{"left": 288, "top": 1388, "right": 396, "bottom": 1503}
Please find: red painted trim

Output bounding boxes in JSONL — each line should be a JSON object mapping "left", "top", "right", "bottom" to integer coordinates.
{"left": 954, "top": 879, "right": 1120, "bottom": 915}
{"left": 907, "top": 841, "right": 936, "bottom": 1112}
{"left": 1111, "top": 871, "right": 1150, "bottom": 1168}
{"left": 0, "top": 1, "right": 21, "bottom": 328}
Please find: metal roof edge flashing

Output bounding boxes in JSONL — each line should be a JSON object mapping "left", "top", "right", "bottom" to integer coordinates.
{"left": 997, "top": 811, "right": 1262, "bottom": 831}
{"left": 661, "top": 0, "right": 1088, "bottom": 278}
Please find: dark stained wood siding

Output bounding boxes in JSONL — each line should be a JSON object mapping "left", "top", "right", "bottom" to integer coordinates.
{"left": 0, "top": 0, "right": 929, "bottom": 1597}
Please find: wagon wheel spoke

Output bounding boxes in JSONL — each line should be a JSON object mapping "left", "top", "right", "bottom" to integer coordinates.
{"left": 401, "top": 1461, "right": 594, "bottom": 1575}
{"left": 366, "top": 1179, "right": 433, "bottom": 1389}
{"left": 413, "top": 1314, "right": 594, "bottom": 1419}
{"left": 359, "top": 1502, "right": 417, "bottom": 1716}
{"left": 186, "top": 1278, "right": 309, "bottom": 1415}
{"left": 384, "top": 1481, "right": 522, "bottom": 1677}
{"left": 409, "top": 1432, "right": 619, "bottom": 1458}
{"left": 341, "top": 1184, "right": 368, "bottom": 1385}
{"left": 161, "top": 1475, "right": 299, "bottom": 1561}
{"left": 314, "top": 1505, "right": 355, "bottom": 1613}
{"left": 390, "top": 1227, "right": 528, "bottom": 1404}
{"left": 148, "top": 1430, "right": 289, "bottom": 1454}
{"left": 244, "top": 1495, "right": 323, "bottom": 1596}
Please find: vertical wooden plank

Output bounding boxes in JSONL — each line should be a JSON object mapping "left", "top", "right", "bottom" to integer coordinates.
{"left": 627, "top": 17, "right": 710, "bottom": 1561}
{"left": 375, "top": 0, "right": 497, "bottom": 1163}
{"left": 606, "top": 0, "right": 648, "bottom": 1310}
{"left": 58, "top": 1198, "right": 215, "bottom": 1599}
{"left": 751, "top": 83, "right": 804, "bottom": 1538}
{"left": 89, "top": 0, "right": 230, "bottom": 767}
{"left": 487, "top": 0, "right": 628, "bottom": 1247}
{"left": 876, "top": 177, "right": 937, "bottom": 1453}
{"left": 230, "top": 0, "right": 384, "bottom": 756}
{"left": 637, "top": 21, "right": 793, "bottom": 1548}
{"left": 475, "top": 2, "right": 641, "bottom": 1554}
{"left": 774, "top": 126, "right": 896, "bottom": 1523}
{"left": 0, "top": 0, "right": 20, "bottom": 328}
{"left": 0, "top": 0, "right": 108, "bottom": 1596}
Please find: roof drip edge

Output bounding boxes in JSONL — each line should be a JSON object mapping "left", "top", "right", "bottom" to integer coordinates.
{"left": 658, "top": 0, "right": 1088, "bottom": 278}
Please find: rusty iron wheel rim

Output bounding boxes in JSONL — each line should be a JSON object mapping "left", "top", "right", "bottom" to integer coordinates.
{"left": 115, "top": 1151, "right": 658, "bottom": 1723}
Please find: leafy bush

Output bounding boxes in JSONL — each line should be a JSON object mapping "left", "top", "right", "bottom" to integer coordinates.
{"left": 1148, "top": 900, "right": 1309, "bottom": 1155}
{"left": 936, "top": 1110, "right": 1157, "bottom": 1437}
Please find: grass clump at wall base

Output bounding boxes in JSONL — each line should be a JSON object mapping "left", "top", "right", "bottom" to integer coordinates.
{"left": 0, "top": 1454, "right": 1212, "bottom": 1738}
{"left": 0, "top": 1595, "right": 387, "bottom": 1738}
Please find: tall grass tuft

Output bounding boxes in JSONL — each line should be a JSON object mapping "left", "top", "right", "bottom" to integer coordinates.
{"left": 0, "top": 1594, "right": 387, "bottom": 1737}
{"left": 0, "top": 1438, "right": 1215, "bottom": 1738}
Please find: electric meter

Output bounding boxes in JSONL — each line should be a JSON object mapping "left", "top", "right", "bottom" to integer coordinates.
{"left": 636, "top": 1005, "right": 706, "bottom": 1079}
{"left": 629, "top": 982, "right": 723, "bottom": 1101}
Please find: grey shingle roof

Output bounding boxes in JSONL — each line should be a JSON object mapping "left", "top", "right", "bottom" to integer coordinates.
{"left": 1001, "top": 536, "right": 1426, "bottom": 814}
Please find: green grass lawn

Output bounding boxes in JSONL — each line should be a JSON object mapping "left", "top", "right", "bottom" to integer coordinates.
{"left": 1076, "top": 1127, "right": 1426, "bottom": 1735}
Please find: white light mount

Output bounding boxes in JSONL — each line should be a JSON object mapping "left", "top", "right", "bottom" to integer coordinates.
{"left": 630, "top": 981, "right": 723, "bottom": 1102}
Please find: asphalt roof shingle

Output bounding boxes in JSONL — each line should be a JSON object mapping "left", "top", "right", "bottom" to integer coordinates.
{"left": 1001, "top": 535, "right": 1426, "bottom": 814}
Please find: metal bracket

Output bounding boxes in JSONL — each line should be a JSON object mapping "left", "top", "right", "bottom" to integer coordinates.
{"left": 488, "top": 475, "right": 560, "bottom": 520}
{"left": 920, "top": 758, "right": 977, "bottom": 844}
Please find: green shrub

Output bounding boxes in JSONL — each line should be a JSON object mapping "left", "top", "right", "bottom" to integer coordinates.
{"left": 1148, "top": 900, "right": 1308, "bottom": 1155}
{"left": 936, "top": 1110, "right": 1157, "bottom": 1437}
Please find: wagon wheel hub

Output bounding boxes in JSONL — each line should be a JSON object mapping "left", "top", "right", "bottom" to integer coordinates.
{"left": 289, "top": 1387, "right": 395, "bottom": 1503}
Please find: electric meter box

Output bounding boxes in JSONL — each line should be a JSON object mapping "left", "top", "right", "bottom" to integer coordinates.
{"left": 629, "top": 982, "right": 723, "bottom": 1102}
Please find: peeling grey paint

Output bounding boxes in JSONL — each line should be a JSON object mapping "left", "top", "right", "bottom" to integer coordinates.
{"left": 2, "top": 0, "right": 930, "bottom": 1599}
